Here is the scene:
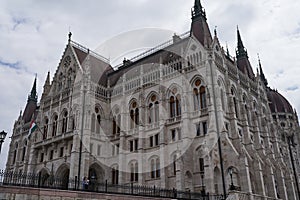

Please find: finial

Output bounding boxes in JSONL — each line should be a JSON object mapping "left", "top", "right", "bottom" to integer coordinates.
{"left": 68, "top": 32, "right": 72, "bottom": 42}
{"left": 226, "top": 42, "right": 230, "bottom": 57}
{"left": 214, "top": 26, "right": 217, "bottom": 37}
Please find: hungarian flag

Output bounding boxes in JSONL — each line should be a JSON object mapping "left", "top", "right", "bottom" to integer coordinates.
{"left": 28, "top": 120, "right": 37, "bottom": 138}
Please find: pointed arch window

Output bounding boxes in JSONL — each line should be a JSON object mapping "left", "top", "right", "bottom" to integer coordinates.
{"left": 12, "top": 142, "right": 18, "bottom": 164}
{"left": 43, "top": 118, "right": 49, "bottom": 140}
{"left": 148, "top": 95, "right": 159, "bottom": 124}
{"left": 231, "top": 89, "right": 239, "bottom": 119}
{"left": 91, "top": 107, "right": 101, "bottom": 134}
{"left": 130, "top": 161, "right": 138, "bottom": 182}
{"left": 150, "top": 157, "right": 160, "bottom": 179}
{"left": 169, "top": 89, "right": 181, "bottom": 118}
{"left": 21, "top": 140, "right": 27, "bottom": 162}
{"left": 112, "top": 113, "right": 121, "bottom": 135}
{"left": 193, "top": 79, "right": 207, "bottom": 110}
{"left": 173, "top": 154, "right": 177, "bottom": 176}
{"left": 62, "top": 111, "right": 68, "bottom": 133}
{"left": 52, "top": 115, "right": 58, "bottom": 137}
{"left": 130, "top": 101, "right": 139, "bottom": 129}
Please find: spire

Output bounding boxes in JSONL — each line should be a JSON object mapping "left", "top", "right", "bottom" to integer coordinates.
{"left": 42, "top": 71, "right": 51, "bottom": 99}
{"left": 236, "top": 27, "right": 248, "bottom": 58}
{"left": 235, "top": 27, "right": 255, "bottom": 80}
{"left": 226, "top": 42, "right": 230, "bottom": 57}
{"left": 258, "top": 54, "right": 268, "bottom": 86}
{"left": 190, "top": 0, "right": 212, "bottom": 47}
{"left": 192, "top": 0, "right": 205, "bottom": 18}
{"left": 28, "top": 76, "right": 37, "bottom": 102}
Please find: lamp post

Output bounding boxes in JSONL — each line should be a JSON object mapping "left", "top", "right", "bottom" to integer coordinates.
{"left": 0, "top": 130, "right": 7, "bottom": 154}
{"left": 229, "top": 168, "right": 234, "bottom": 190}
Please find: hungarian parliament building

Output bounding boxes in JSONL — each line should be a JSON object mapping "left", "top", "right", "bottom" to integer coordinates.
{"left": 6, "top": 1, "right": 300, "bottom": 199}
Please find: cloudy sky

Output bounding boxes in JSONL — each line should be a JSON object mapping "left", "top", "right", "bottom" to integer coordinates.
{"left": 0, "top": 0, "right": 300, "bottom": 169}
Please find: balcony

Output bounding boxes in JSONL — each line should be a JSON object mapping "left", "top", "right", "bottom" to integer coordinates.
{"left": 166, "top": 116, "right": 181, "bottom": 125}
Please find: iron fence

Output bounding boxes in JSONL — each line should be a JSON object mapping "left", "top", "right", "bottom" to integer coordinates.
{"left": 0, "top": 170, "right": 224, "bottom": 200}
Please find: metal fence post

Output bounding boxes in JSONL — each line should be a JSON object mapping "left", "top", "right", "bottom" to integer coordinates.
{"left": 131, "top": 182, "right": 133, "bottom": 194}
{"left": 105, "top": 179, "right": 108, "bottom": 193}
{"left": 38, "top": 173, "right": 41, "bottom": 188}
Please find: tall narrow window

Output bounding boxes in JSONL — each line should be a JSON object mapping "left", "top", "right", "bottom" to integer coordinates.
{"left": 203, "top": 122, "right": 207, "bottom": 135}
{"left": 130, "top": 101, "right": 139, "bottom": 129}
{"left": 200, "top": 86, "right": 206, "bottom": 109}
{"left": 151, "top": 159, "right": 155, "bottom": 178}
{"left": 148, "top": 95, "right": 159, "bottom": 124}
{"left": 231, "top": 89, "right": 239, "bottom": 119}
{"left": 173, "top": 155, "right": 177, "bottom": 175}
{"left": 62, "top": 111, "right": 68, "bottom": 133}
{"left": 156, "top": 158, "right": 160, "bottom": 178}
{"left": 196, "top": 123, "right": 201, "bottom": 136}
{"left": 94, "top": 107, "right": 101, "bottom": 134}
{"left": 52, "top": 115, "right": 58, "bottom": 137}
{"left": 21, "top": 140, "right": 27, "bottom": 162}
{"left": 112, "top": 166, "right": 119, "bottom": 184}
{"left": 170, "top": 96, "right": 176, "bottom": 118}
{"left": 130, "top": 162, "right": 138, "bottom": 182}
{"left": 199, "top": 158, "right": 205, "bottom": 174}
{"left": 193, "top": 80, "right": 207, "bottom": 110}
{"left": 169, "top": 88, "right": 181, "bottom": 118}
{"left": 91, "top": 114, "right": 95, "bottom": 133}
{"left": 12, "top": 142, "right": 18, "bottom": 164}
{"left": 43, "top": 118, "right": 48, "bottom": 140}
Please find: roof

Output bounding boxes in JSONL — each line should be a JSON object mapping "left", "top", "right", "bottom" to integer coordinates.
{"left": 267, "top": 89, "right": 294, "bottom": 114}
{"left": 107, "top": 36, "right": 190, "bottom": 87}
{"left": 71, "top": 42, "right": 113, "bottom": 86}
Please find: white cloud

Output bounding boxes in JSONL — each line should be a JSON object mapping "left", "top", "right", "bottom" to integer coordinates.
{"left": 0, "top": 0, "right": 299, "bottom": 169}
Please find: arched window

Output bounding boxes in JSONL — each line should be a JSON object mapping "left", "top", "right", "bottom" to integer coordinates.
{"left": 130, "top": 161, "right": 138, "bottom": 182}
{"left": 62, "top": 111, "right": 68, "bottom": 134}
{"left": 220, "top": 88, "right": 225, "bottom": 111}
{"left": 91, "top": 107, "right": 101, "bottom": 134}
{"left": 169, "top": 88, "right": 181, "bottom": 118}
{"left": 231, "top": 89, "right": 239, "bottom": 119}
{"left": 52, "top": 115, "right": 58, "bottom": 137}
{"left": 91, "top": 114, "right": 95, "bottom": 133}
{"left": 148, "top": 95, "right": 159, "bottom": 124}
{"left": 193, "top": 79, "right": 207, "bottom": 110}
{"left": 112, "top": 112, "right": 121, "bottom": 135}
{"left": 150, "top": 157, "right": 160, "bottom": 179}
{"left": 22, "top": 140, "right": 27, "bottom": 162}
{"left": 112, "top": 165, "right": 119, "bottom": 184}
{"left": 12, "top": 142, "right": 18, "bottom": 164}
{"left": 173, "top": 154, "right": 177, "bottom": 176}
{"left": 129, "top": 101, "right": 139, "bottom": 129}
{"left": 43, "top": 118, "right": 49, "bottom": 140}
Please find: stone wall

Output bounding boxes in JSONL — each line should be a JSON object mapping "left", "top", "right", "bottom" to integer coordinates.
{"left": 0, "top": 185, "right": 166, "bottom": 200}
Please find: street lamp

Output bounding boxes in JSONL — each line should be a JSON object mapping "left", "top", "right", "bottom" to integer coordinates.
{"left": 229, "top": 168, "right": 235, "bottom": 190}
{"left": 0, "top": 130, "right": 7, "bottom": 154}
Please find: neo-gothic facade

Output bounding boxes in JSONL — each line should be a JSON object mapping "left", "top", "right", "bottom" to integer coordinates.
{"left": 6, "top": 1, "right": 300, "bottom": 199}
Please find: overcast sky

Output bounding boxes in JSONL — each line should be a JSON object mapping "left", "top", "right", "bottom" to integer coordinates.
{"left": 0, "top": 0, "right": 300, "bottom": 170}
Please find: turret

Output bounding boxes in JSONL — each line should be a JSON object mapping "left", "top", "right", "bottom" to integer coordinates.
{"left": 22, "top": 77, "right": 38, "bottom": 123}
{"left": 236, "top": 27, "right": 255, "bottom": 80}
{"left": 190, "top": 0, "right": 212, "bottom": 47}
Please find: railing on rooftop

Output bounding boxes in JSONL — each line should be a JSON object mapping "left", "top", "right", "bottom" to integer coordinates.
{"left": 0, "top": 170, "right": 225, "bottom": 200}
{"left": 70, "top": 40, "right": 110, "bottom": 63}
{"left": 114, "top": 31, "right": 190, "bottom": 69}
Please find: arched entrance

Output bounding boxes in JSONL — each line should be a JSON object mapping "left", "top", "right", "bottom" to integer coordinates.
{"left": 39, "top": 168, "right": 50, "bottom": 187}
{"left": 88, "top": 163, "right": 105, "bottom": 191}
{"left": 55, "top": 164, "right": 70, "bottom": 190}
